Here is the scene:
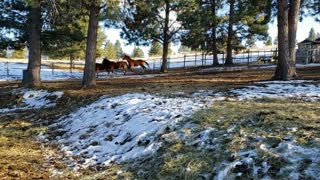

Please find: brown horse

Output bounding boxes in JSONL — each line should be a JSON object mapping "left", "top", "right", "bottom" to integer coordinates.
{"left": 95, "top": 63, "right": 106, "bottom": 78}
{"left": 102, "top": 58, "right": 128, "bottom": 75}
{"left": 122, "top": 55, "right": 149, "bottom": 72}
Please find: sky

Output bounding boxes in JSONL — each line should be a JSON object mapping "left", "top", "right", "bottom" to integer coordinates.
{"left": 103, "top": 17, "right": 320, "bottom": 58}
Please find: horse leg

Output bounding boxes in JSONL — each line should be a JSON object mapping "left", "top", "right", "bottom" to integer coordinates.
{"left": 140, "top": 65, "right": 146, "bottom": 73}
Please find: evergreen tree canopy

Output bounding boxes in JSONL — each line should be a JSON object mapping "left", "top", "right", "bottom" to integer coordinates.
{"left": 114, "top": 40, "right": 123, "bottom": 59}
{"left": 149, "top": 41, "right": 162, "bottom": 56}
{"left": 120, "top": 0, "right": 184, "bottom": 72}
{"left": 265, "top": 36, "right": 273, "bottom": 46}
{"left": 308, "top": 28, "right": 317, "bottom": 41}
{"left": 132, "top": 47, "right": 144, "bottom": 58}
{"left": 103, "top": 40, "right": 117, "bottom": 59}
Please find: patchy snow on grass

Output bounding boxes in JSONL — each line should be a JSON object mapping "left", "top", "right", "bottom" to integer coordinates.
{"left": 224, "top": 81, "right": 320, "bottom": 101}
{"left": 0, "top": 62, "right": 84, "bottom": 81}
{"left": 0, "top": 89, "right": 63, "bottom": 113}
{"left": 201, "top": 63, "right": 320, "bottom": 73}
{"left": 22, "top": 89, "right": 63, "bottom": 108}
{"left": 49, "top": 93, "right": 213, "bottom": 168}
{"left": 42, "top": 80, "right": 320, "bottom": 177}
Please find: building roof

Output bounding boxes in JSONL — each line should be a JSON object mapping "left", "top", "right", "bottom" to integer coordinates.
{"left": 298, "top": 39, "right": 314, "bottom": 44}
{"left": 315, "top": 37, "right": 320, "bottom": 42}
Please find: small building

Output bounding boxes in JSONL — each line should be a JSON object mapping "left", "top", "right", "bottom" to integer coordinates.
{"left": 296, "top": 38, "right": 320, "bottom": 64}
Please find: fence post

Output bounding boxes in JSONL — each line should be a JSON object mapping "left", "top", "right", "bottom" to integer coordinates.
{"left": 52, "top": 62, "right": 54, "bottom": 74}
{"left": 201, "top": 52, "right": 204, "bottom": 66}
{"left": 204, "top": 53, "right": 207, "bottom": 66}
{"left": 6, "top": 61, "right": 9, "bottom": 76}
{"left": 222, "top": 52, "right": 225, "bottom": 64}
{"left": 167, "top": 57, "right": 170, "bottom": 69}
{"left": 70, "top": 57, "right": 72, "bottom": 74}
{"left": 153, "top": 58, "right": 155, "bottom": 70}
{"left": 195, "top": 53, "right": 197, "bottom": 67}
{"left": 276, "top": 48, "right": 278, "bottom": 64}
{"left": 247, "top": 50, "right": 250, "bottom": 65}
{"left": 184, "top": 55, "right": 186, "bottom": 69}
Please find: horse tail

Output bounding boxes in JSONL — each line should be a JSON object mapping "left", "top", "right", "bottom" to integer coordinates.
{"left": 144, "top": 60, "right": 150, "bottom": 68}
{"left": 124, "top": 61, "right": 129, "bottom": 68}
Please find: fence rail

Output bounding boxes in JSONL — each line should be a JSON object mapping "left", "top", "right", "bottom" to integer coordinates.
{"left": 1, "top": 49, "right": 280, "bottom": 78}
{"left": 147, "top": 49, "right": 278, "bottom": 70}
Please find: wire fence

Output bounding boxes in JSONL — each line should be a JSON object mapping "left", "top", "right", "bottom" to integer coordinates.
{"left": 148, "top": 49, "right": 278, "bottom": 70}
{"left": 1, "top": 49, "right": 280, "bottom": 78}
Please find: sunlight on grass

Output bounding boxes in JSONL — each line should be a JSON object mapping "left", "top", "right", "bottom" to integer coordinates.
{"left": 0, "top": 118, "right": 49, "bottom": 179}
{"left": 122, "top": 99, "right": 320, "bottom": 179}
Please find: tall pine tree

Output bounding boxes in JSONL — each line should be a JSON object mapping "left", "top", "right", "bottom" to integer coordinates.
{"left": 149, "top": 41, "right": 162, "bottom": 56}
{"left": 273, "top": 0, "right": 301, "bottom": 80}
{"left": 121, "top": 0, "right": 183, "bottom": 73}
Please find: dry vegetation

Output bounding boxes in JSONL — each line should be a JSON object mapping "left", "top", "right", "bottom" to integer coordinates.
{"left": 0, "top": 65, "right": 320, "bottom": 179}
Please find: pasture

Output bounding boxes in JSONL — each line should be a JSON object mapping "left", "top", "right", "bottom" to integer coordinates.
{"left": 0, "top": 64, "right": 320, "bottom": 179}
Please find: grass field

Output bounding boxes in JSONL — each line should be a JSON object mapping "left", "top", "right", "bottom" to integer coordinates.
{"left": 0, "top": 65, "right": 319, "bottom": 179}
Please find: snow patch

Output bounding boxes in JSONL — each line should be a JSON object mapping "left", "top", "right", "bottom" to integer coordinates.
{"left": 49, "top": 93, "right": 213, "bottom": 168}
{"left": 0, "top": 89, "right": 63, "bottom": 113}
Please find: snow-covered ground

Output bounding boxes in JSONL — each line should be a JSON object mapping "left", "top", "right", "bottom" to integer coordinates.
{"left": 14, "top": 80, "right": 314, "bottom": 178}
{"left": 0, "top": 62, "right": 84, "bottom": 81}
{"left": 0, "top": 89, "right": 63, "bottom": 114}
{"left": 1, "top": 62, "right": 320, "bottom": 178}
{"left": 2, "top": 61, "right": 320, "bottom": 82}
{"left": 48, "top": 93, "right": 212, "bottom": 168}
{"left": 0, "top": 61, "right": 161, "bottom": 81}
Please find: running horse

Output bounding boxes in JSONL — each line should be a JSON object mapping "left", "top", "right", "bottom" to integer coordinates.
{"left": 102, "top": 58, "right": 128, "bottom": 75}
{"left": 122, "top": 55, "right": 149, "bottom": 72}
{"left": 95, "top": 62, "right": 106, "bottom": 78}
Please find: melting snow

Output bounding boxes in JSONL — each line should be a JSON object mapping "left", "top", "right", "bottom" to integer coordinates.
{"left": 50, "top": 93, "right": 213, "bottom": 167}
{"left": 0, "top": 89, "right": 63, "bottom": 113}
{"left": 228, "top": 82, "right": 320, "bottom": 101}
{"left": 37, "top": 80, "right": 320, "bottom": 176}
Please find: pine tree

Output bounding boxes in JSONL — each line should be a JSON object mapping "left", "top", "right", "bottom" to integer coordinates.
{"left": 265, "top": 37, "right": 273, "bottom": 46}
{"left": 103, "top": 41, "right": 117, "bottom": 59}
{"left": 308, "top": 28, "right": 317, "bottom": 41}
{"left": 82, "top": 0, "right": 120, "bottom": 88}
{"left": 121, "top": 0, "right": 183, "bottom": 72}
{"left": 246, "top": 36, "right": 256, "bottom": 48}
{"left": 132, "top": 47, "right": 144, "bottom": 58}
{"left": 149, "top": 41, "right": 162, "bottom": 56}
{"left": 273, "top": 0, "right": 300, "bottom": 80}
{"left": 225, "top": 0, "right": 271, "bottom": 64}
{"left": 273, "top": 36, "right": 278, "bottom": 45}
{"left": 114, "top": 40, "right": 123, "bottom": 59}
{"left": 179, "top": 0, "right": 224, "bottom": 65}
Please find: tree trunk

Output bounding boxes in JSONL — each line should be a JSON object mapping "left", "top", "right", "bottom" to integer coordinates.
{"left": 160, "top": 0, "right": 170, "bottom": 73}
{"left": 273, "top": 0, "right": 300, "bottom": 80}
{"left": 225, "top": 0, "right": 235, "bottom": 65}
{"left": 273, "top": 0, "right": 291, "bottom": 80}
{"left": 211, "top": 0, "right": 219, "bottom": 65}
{"left": 288, "top": 0, "right": 300, "bottom": 77}
{"left": 82, "top": 1, "right": 100, "bottom": 88}
{"left": 21, "top": 1, "right": 42, "bottom": 87}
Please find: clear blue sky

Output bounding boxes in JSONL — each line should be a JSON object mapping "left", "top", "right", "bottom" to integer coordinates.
{"left": 103, "top": 16, "right": 320, "bottom": 57}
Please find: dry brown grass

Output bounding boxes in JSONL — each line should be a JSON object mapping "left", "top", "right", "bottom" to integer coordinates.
{"left": 0, "top": 65, "right": 319, "bottom": 178}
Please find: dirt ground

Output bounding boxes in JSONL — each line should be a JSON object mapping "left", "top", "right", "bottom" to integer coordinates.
{"left": 2, "top": 65, "right": 320, "bottom": 95}
{"left": 0, "top": 65, "right": 320, "bottom": 179}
